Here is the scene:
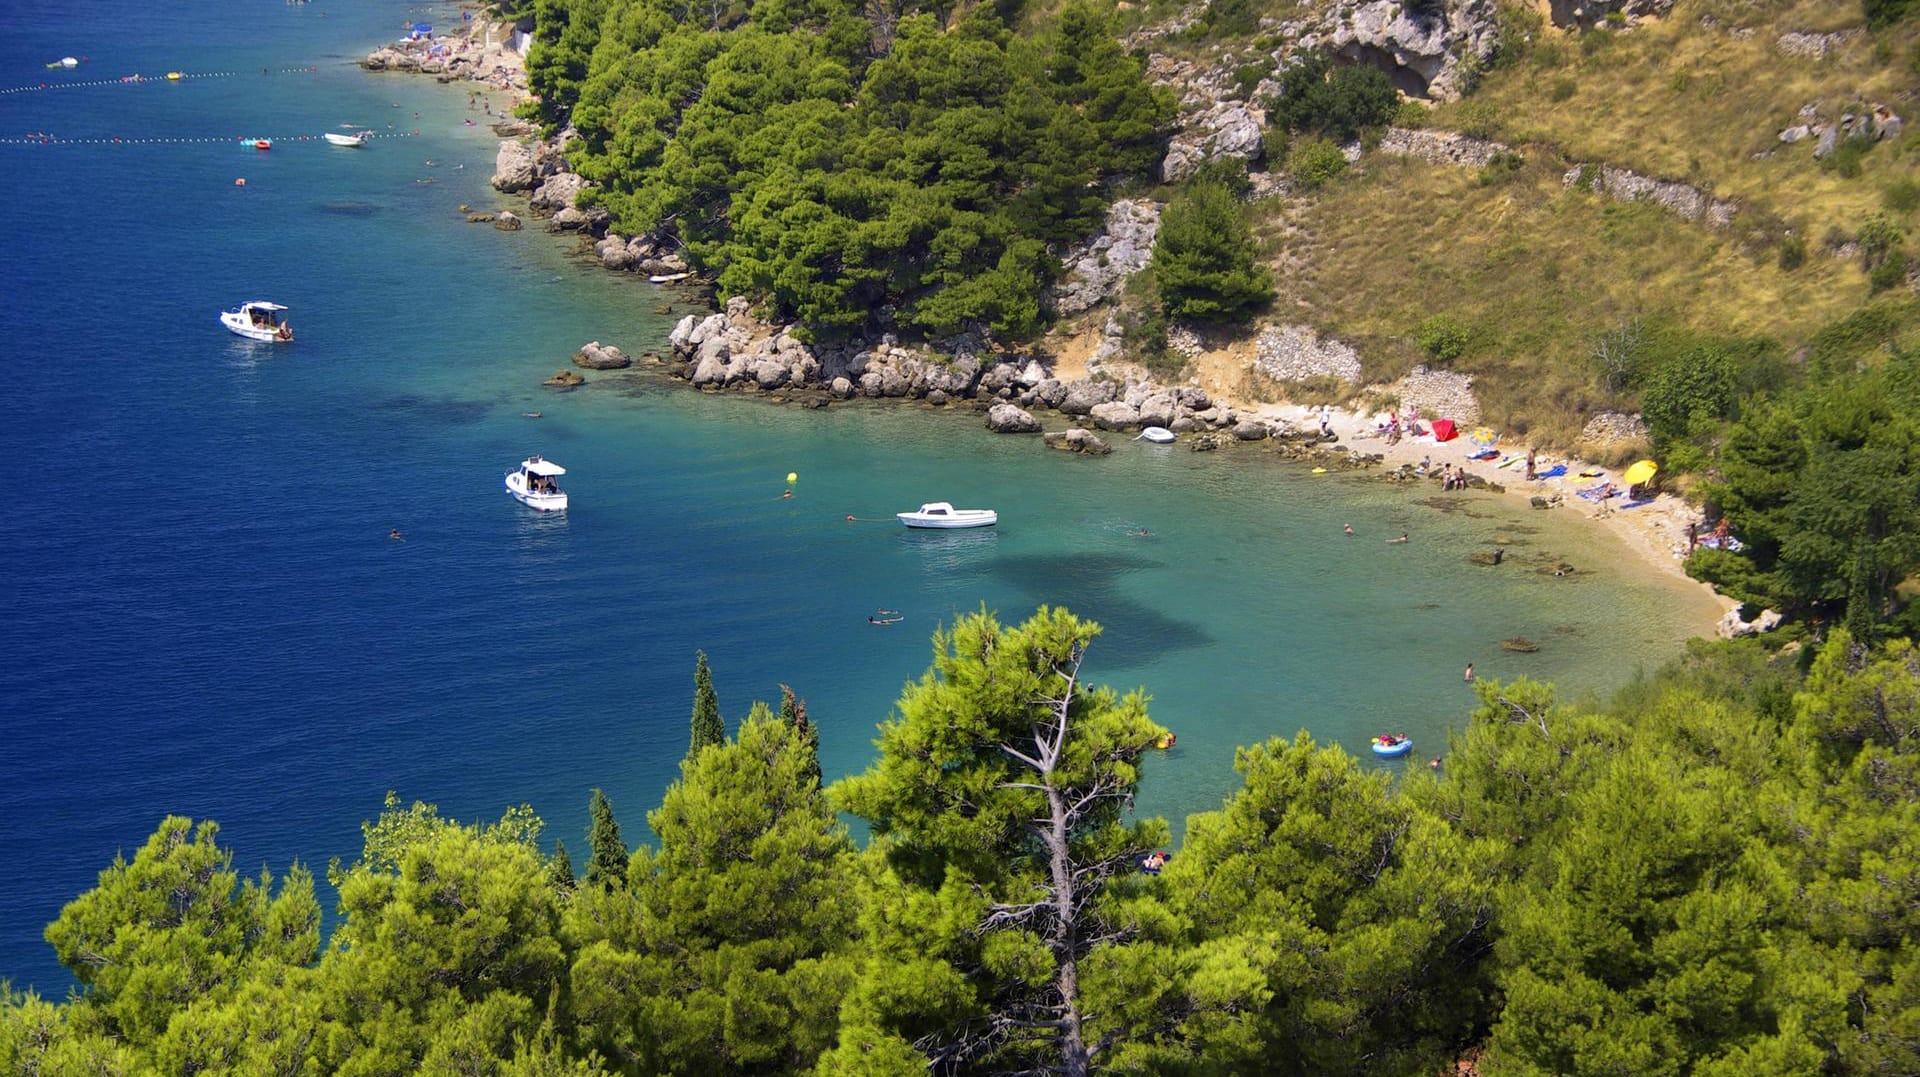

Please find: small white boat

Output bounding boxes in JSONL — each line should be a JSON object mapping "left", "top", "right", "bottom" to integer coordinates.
{"left": 1137, "top": 426, "right": 1175, "bottom": 444}
{"left": 219, "top": 301, "right": 292, "bottom": 342}
{"left": 324, "top": 131, "right": 369, "bottom": 147}
{"left": 897, "top": 502, "right": 996, "bottom": 529}
{"left": 505, "top": 456, "right": 567, "bottom": 512}
{"left": 648, "top": 271, "right": 691, "bottom": 283}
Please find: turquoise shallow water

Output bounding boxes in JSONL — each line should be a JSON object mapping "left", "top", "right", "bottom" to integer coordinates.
{"left": 0, "top": 0, "right": 1717, "bottom": 989}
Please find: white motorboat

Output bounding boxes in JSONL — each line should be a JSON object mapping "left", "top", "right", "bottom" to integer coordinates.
{"left": 324, "top": 131, "right": 370, "bottom": 147}
{"left": 219, "top": 301, "right": 292, "bottom": 342}
{"left": 897, "top": 502, "right": 996, "bottom": 529}
{"left": 505, "top": 456, "right": 568, "bottom": 512}
{"left": 1137, "top": 426, "right": 1176, "bottom": 444}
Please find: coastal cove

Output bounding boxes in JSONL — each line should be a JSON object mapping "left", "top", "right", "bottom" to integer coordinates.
{"left": 0, "top": 0, "right": 1718, "bottom": 995}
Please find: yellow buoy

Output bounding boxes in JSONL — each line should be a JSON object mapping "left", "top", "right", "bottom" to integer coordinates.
{"left": 786, "top": 472, "right": 798, "bottom": 485}
{"left": 1311, "top": 467, "right": 1328, "bottom": 474}
{"left": 166, "top": 71, "right": 183, "bottom": 81}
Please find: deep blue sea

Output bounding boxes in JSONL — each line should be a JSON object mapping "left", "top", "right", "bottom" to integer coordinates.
{"left": 0, "top": 0, "right": 1720, "bottom": 990}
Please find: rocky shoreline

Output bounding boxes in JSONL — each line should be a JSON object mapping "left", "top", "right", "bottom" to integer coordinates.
{"left": 361, "top": 16, "right": 1740, "bottom": 636}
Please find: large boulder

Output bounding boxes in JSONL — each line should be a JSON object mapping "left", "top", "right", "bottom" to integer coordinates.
{"left": 529, "top": 171, "right": 591, "bottom": 214}
{"left": 669, "top": 314, "right": 700, "bottom": 353}
{"left": 1058, "top": 378, "right": 1119, "bottom": 416}
{"left": 492, "top": 211, "right": 522, "bottom": 231}
{"left": 597, "top": 234, "right": 639, "bottom": 270}
{"left": 986, "top": 403, "right": 1043, "bottom": 433}
{"left": 1090, "top": 401, "right": 1143, "bottom": 430}
{"left": 491, "top": 140, "right": 536, "bottom": 192}
{"left": 1232, "top": 420, "right": 1271, "bottom": 441}
{"left": 573, "top": 341, "right": 632, "bottom": 370}
{"left": 690, "top": 353, "right": 729, "bottom": 387}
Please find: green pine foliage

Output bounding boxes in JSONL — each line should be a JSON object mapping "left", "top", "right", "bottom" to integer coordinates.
{"left": 11, "top": 616, "right": 1920, "bottom": 1075}
{"left": 529, "top": 0, "right": 1172, "bottom": 337}
{"left": 689, "top": 650, "right": 724, "bottom": 757}
{"left": 1152, "top": 173, "right": 1273, "bottom": 322}
{"left": 585, "top": 788, "right": 628, "bottom": 889}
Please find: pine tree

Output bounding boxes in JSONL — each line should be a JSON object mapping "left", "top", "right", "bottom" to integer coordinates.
{"left": 779, "top": 683, "right": 821, "bottom": 787}
{"left": 689, "top": 650, "right": 724, "bottom": 758}
{"left": 828, "top": 607, "right": 1169, "bottom": 1075}
{"left": 584, "top": 789, "right": 626, "bottom": 890}
{"left": 549, "top": 840, "right": 575, "bottom": 894}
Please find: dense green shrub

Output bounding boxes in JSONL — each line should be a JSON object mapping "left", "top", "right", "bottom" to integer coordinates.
{"left": 1870, "top": 249, "right": 1910, "bottom": 291}
{"left": 1151, "top": 175, "right": 1272, "bottom": 321}
{"left": 1882, "top": 178, "right": 1920, "bottom": 213}
{"left": 1778, "top": 233, "right": 1807, "bottom": 270}
{"left": 1414, "top": 313, "right": 1471, "bottom": 363}
{"left": 1267, "top": 51, "right": 1399, "bottom": 143}
{"left": 1286, "top": 137, "right": 1349, "bottom": 190}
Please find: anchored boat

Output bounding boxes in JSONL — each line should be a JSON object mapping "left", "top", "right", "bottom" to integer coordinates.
{"left": 505, "top": 456, "right": 568, "bottom": 512}
{"left": 219, "top": 301, "right": 292, "bottom": 342}
{"left": 897, "top": 502, "right": 996, "bottom": 529}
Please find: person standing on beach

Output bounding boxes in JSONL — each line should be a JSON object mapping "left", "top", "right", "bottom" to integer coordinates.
{"left": 1525, "top": 448, "right": 1537, "bottom": 480}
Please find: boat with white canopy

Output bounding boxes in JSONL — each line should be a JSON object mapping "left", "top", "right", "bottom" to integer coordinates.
{"left": 897, "top": 502, "right": 996, "bottom": 529}
{"left": 219, "top": 301, "right": 292, "bottom": 342}
{"left": 505, "top": 456, "right": 567, "bottom": 511}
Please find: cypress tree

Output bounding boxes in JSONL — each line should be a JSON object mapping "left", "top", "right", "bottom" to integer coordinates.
{"left": 690, "top": 650, "right": 724, "bottom": 758}
{"left": 584, "top": 788, "right": 627, "bottom": 890}
{"left": 779, "top": 683, "right": 822, "bottom": 787}
{"left": 550, "top": 839, "right": 576, "bottom": 894}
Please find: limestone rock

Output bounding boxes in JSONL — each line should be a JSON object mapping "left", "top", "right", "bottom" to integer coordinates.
{"left": 1161, "top": 102, "right": 1266, "bottom": 182}
{"left": 597, "top": 233, "right": 638, "bottom": 270}
{"left": 1563, "top": 163, "right": 1737, "bottom": 227}
{"left": 573, "top": 341, "right": 632, "bottom": 370}
{"left": 1716, "top": 606, "right": 1783, "bottom": 639}
{"left": 491, "top": 140, "right": 536, "bottom": 192}
{"left": 669, "top": 314, "right": 700, "bottom": 353}
{"left": 1376, "top": 126, "right": 1509, "bottom": 166}
{"left": 1054, "top": 200, "right": 1162, "bottom": 315}
{"left": 544, "top": 369, "right": 584, "bottom": 387}
{"left": 529, "top": 171, "right": 590, "bottom": 214}
{"left": 1232, "top": 420, "right": 1271, "bottom": 441}
{"left": 986, "top": 403, "right": 1042, "bottom": 433}
{"left": 830, "top": 376, "right": 854, "bottom": 398}
{"left": 1254, "top": 325, "right": 1364, "bottom": 384}
{"left": 1044, "top": 428, "right": 1113, "bottom": 455}
{"left": 1090, "top": 400, "right": 1143, "bottom": 430}
{"left": 1058, "top": 379, "right": 1119, "bottom": 416}
{"left": 492, "top": 211, "right": 522, "bottom": 231}
{"left": 1325, "top": 0, "right": 1500, "bottom": 101}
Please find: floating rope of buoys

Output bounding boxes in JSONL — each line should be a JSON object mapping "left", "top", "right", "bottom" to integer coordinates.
{"left": 0, "top": 66, "right": 315, "bottom": 96}
{"left": 0, "top": 130, "right": 422, "bottom": 147}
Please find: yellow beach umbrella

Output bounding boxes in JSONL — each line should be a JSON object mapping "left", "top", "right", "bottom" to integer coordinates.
{"left": 1622, "top": 459, "right": 1658, "bottom": 486}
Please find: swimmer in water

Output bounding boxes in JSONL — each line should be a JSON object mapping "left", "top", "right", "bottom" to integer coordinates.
{"left": 389, "top": 528, "right": 404, "bottom": 541}
{"left": 1343, "top": 523, "right": 1354, "bottom": 536}
{"left": 1388, "top": 532, "right": 1409, "bottom": 544}
{"left": 524, "top": 411, "right": 542, "bottom": 418}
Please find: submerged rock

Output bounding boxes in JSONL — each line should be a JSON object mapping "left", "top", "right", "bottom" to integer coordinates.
{"left": 544, "top": 369, "right": 584, "bottom": 388}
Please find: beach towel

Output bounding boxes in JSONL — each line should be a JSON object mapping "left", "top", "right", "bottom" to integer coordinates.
{"left": 1469, "top": 449, "right": 1500, "bottom": 461}
{"left": 1537, "top": 464, "right": 1568, "bottom": 479}
{"left": 1576, "top": 483, "right": 1617, "bottom": 500}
